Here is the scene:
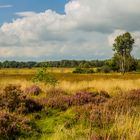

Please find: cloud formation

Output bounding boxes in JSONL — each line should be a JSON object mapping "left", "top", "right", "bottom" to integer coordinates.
{"left": 0, "top": 0, "right": 140, "bottom": 60}
{"left": 0, "top": 5, "right": 13, "bottom": 8}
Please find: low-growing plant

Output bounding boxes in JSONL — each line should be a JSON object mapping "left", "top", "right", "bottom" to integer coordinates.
{"left": 74, "top": 104, "right": 113, "bottom": 129}
{"left": 0, "top": 110, "right": 32, "bottom": 140}
{"left": 17, "top": 98, "right": 43, "bottom": 114}
{"left": 24, "top": 85, "right": 41, "bottom": 96}
{"left": 73, "top": 67, "right": 94, "bottom": 74}
{"left": 0, "top": 84, "right": 23, "bottom": 112}
{"left": 46, "top": 87, "right": 67, "bottom": 98}
{"left": 101, "top": 65, "right": 111, "bottom": 73}
{"left": 40, "top": 91, "right": 110, "bottom": 110}
{"left": 105, "top": 89, "right": 140, "bottom": 113}
{"left": 32, "top": 68, "right": 58, "bottom": 86}
{"left": 0, "top": 84, "right": 43, "bottom": 114}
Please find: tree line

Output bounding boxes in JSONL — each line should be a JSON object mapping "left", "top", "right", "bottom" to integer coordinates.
{"left": 0, "top": 60, "right": 105, "bottom": 68}
{"left": 0, "top": 59, "right": 139, "bottom": 72}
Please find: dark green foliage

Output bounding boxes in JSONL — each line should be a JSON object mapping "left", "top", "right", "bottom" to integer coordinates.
{"left": 113, "top": 32, "right": 135, "bottom": 74}
{"left": 0, "top": 59, "right": 139, "bottom": 72}
{"left": 73, "top": 67, "right": 94, "bottom": 74}
{"left": 0, "top": 60, "right": 105, "bottom": 68}
{"left": 101, "top": 65, "right": 111, "bottom": 73}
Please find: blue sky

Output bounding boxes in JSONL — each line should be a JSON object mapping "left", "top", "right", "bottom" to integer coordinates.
{"left": 0, "top": 0, "right": 140, "bottom": 61}
{"left": 0, "top": 0, "right": 68, "bottom": 24}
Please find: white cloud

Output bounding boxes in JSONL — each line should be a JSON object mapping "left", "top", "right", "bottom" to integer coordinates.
{"left": 108, "top": 30, "right": 126, "bottom": 46}
{"left": 0, "top": 0, "right": 140, "bottom": 60}
{"left": 15, "top": 12, "right": 37, "bottom": 17}
{"left": 0, "top": 5, "right": 13, "bottom": 8}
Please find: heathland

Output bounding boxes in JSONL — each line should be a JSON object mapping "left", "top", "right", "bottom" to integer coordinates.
{"left": 0, "top": 68, "right": 140, "bottom": 140}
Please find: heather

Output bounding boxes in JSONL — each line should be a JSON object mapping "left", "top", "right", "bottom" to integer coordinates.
{"left": 0, "top": 70, "right": 140, "bottom": 140}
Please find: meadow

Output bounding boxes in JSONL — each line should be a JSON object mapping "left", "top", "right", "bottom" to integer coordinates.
{"left": 0, "top": 68, "right": 140, "bottom": 140}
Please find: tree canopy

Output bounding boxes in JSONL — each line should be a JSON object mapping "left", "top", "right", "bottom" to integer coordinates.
{"left": 113, "top": 32, "right": 135, "bottom": 74}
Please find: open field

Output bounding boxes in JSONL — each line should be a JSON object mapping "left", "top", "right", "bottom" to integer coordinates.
{"left": 0, "top": 68, "right": 140, "bottom": 140}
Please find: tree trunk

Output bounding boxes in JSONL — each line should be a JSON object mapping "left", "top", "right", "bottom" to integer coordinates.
{"left": 121, "top": 53, "right": 125, "bottom": 75}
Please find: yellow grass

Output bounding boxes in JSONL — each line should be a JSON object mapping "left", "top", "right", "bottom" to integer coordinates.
{"left": 1, "top": 68, "right": 140, "bottom": 95}
{"left": 109, "top": 113, "right": 140, "bottom": 140}
{"left": 1, "top": 78, "right": 140, "bottom": 95}
{"left": 58, "top": 79, "right": 140, "bottom": 94}
{"left": 0, "top": 68, "right": 74, "bottom": 75}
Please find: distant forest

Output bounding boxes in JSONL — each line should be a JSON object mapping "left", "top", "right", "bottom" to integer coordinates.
{"left": 0, "top": 60, "right": 106, "bottom": 68}
{"left": 0, "top": 59, "right": 140, "bottom": 72}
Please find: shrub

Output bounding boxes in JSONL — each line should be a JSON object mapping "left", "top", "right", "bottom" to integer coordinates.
{"left": 17, "top": 98, "right": 43, "bottom": 114}
{"left": 0, "top": 84, "right": 23, "bottom": 112}
{"left": 73, "top": 67, "right": 94, "bottom": 74}
{"left": 72, "top": 67, "right": 84, "bottom": 73}
{"left": 46, "top": 87, "right": 67, "bottom": 98}
{"left": 24, "top": 85, "right": 41, "bottom": 96}
{"left": 40, "top": 96, "right": 70, "bottom": 111}
{"left": 71, "top": 92, "right": 108, "bottom": 106}
{"left": 40, "top": 91, "right": 110, "bottom": 110}
{"left": 95, "top": 68, "right": 101, "bottom": 73}
{"left": 32, "top": 68, "right": 58, "bottom": 86}
{"left": 74, "top": 104, "right": 113, "bottom": 128}
{"left": 89, "top": 133, "right": 104, "bottom": 140}
{"left": 101, "top": 65, "right": 111, "bottom": 73}
{"left": 0, "top": 84, "right": 43, "bottom": 114}
{"left": 0, "top": 111, "right": 31, "bottom": 140}
{"left": 89, "top": 106, "right": 113, "bottom": 128}
{"left": 105, "top": 89, "right": 140, "bottom": 113}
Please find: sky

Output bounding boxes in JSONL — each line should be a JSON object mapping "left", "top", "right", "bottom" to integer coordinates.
{"left": 0, "top": 0, "right": 140, "bottom": 61}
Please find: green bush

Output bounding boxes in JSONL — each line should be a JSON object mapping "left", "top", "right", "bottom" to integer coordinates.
{"left": 32, "top": 68, "right": 58, "bottom": 86}
{"left": 72, "top": 67, "right": 94, "bottom": 74}
{"left": 101, "top": 65, "right": 111, "bottom": 73}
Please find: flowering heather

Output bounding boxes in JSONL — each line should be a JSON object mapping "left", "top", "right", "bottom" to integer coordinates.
{"left": 106, "top": 88, "right": 140, "bottom": 113}
{"left": 0, "top": 84, "right": 43, "bottom": 114}
{"left": 46, "top": 87, "right": 67, "bottom": 97}
{"left": 74, "top": 104, "right": 113, "bottom": 128}
{"left": 24, "top": 85, "right": 41, "bottom": 96}
{"left": 0, "top": 110, "right": 31, "bottom": 140}
{"left": 40, "top": 91, "right": 110, "bottom": 110}
{"left": 0, "top": 84, "right": 23, "bottom": 112}
{"left": 17, "top": 98, "right": 43, "bottom": 114}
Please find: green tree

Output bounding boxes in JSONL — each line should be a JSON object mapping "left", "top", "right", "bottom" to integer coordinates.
{"left": 113, "top": 32, "right": 135, "bottom": 74}
{"left": 32, "top": 68, "right": 58, "bottom": 87}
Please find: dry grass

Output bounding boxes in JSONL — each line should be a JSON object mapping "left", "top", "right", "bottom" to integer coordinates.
{"left": 1, "top": 78, "right": 140, "bottom": 95}
{"left": 0, "top": 68, "right": 74, "bottom": 75}
{"left": 108, "top": 113, "right": 140, "bottom": 140}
